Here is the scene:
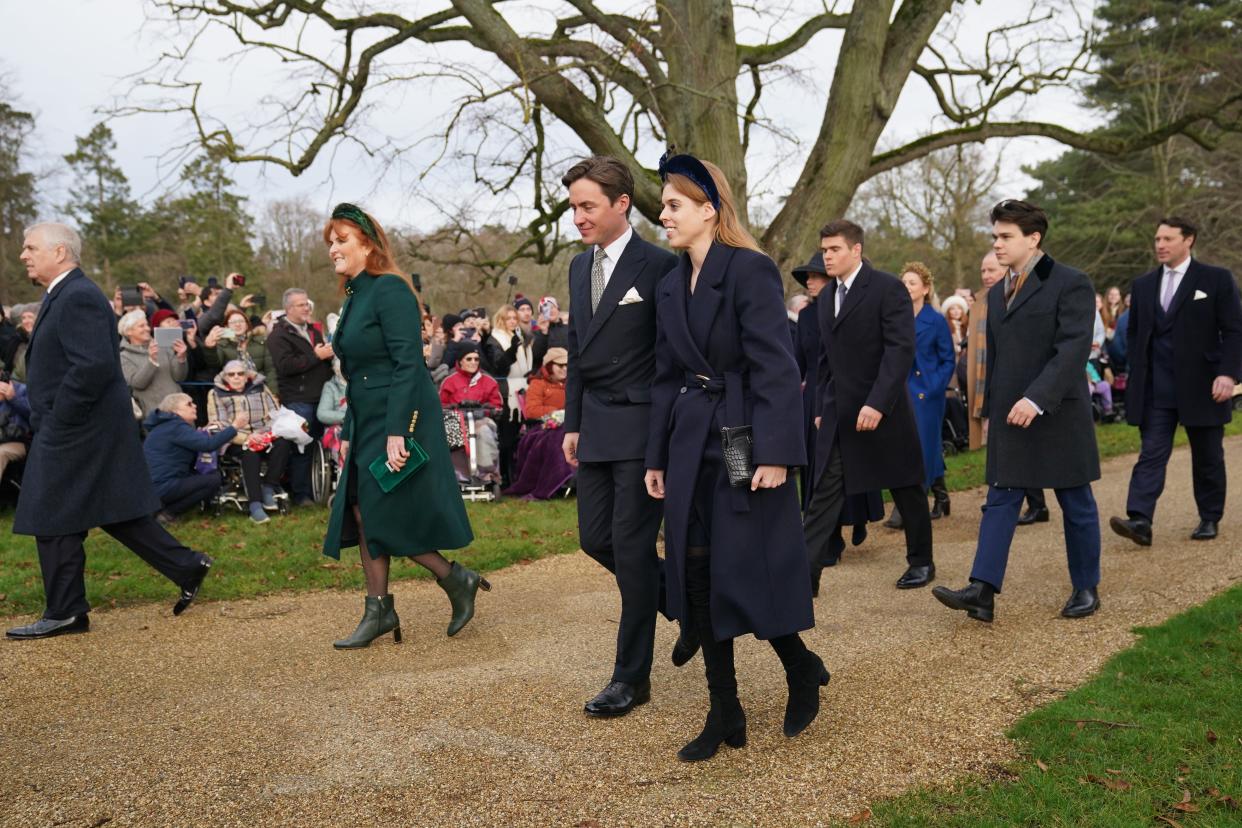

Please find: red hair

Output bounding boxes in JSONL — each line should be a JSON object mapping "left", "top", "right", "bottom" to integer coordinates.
{"left": 322, "top": 211, "right": 412, "bottom": 296}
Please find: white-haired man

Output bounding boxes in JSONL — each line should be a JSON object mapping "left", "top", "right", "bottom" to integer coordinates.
{"left": 6, "top": 223, "right": 213, "bottom": 639}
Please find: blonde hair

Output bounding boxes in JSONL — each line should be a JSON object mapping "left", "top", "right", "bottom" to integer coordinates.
{"left": 901, "top": 261, "right": 934, "bottom": 291}
{"left": 664, "top": 160, "right": 762, "bottom": 254}
{"left": 492, "top": 304, "right": 518, "bottom": 334}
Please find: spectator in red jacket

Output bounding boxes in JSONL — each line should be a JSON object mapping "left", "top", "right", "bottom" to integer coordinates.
{"left": 439, "top": 342, "right": 503, "bottom": 409}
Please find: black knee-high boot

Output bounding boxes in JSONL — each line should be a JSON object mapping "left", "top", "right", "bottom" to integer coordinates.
{"left": 770, "top": 633, "right": 830, "bottom": 737}
{"left": 678, "top": 548, "right": 746, "bottom": 762}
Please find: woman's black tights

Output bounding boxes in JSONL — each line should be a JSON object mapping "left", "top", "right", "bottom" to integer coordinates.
{"left": 685, "top": 546, "right": 736, "bottom": 702}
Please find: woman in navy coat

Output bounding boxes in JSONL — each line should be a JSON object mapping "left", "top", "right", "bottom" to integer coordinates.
{"left": 901, "top": 263, "right": 957, "bottom": 519}
{"left": 645, "top": 154, "right": 827, "bottom": 762}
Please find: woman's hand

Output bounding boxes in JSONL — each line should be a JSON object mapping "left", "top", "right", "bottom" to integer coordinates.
{"left": 147, "top": 341, "right": 160, "bottom": 365}
{"left": 204, "top": 326, "right": 223, "bottom": 348}
{"left": 644, "top": 469, "right": 665, "bottom": 499}
{"left": 386, "top": 435, "right": 410, "bottom": 472}
{"left": 171, "top": 339, "right": 188, "bottom": 361}
{"left": 340, "top": 440, "right": 349, "bottom": 463}
{"left": 751, "top": 465, "right": 787, "bottom": 491}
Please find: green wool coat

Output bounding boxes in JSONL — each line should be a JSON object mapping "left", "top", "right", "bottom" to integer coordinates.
{"left": 322, "top": 272, "right": 474, "bottom": 559}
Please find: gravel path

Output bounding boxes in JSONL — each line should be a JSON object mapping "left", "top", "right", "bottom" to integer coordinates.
{"left": 2, "top": 440, "right": 1240, "bottom": 827}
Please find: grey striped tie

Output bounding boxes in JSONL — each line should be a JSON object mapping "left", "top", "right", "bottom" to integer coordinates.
{"left": 591, "top": 247, "right": 607, "bottom": 312}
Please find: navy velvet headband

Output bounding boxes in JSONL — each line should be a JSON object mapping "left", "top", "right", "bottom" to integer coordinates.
{"left": 657, "top": 151, "right": 721, "bottom": 211}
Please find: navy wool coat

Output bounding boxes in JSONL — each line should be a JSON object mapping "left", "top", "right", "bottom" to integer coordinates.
{"left": 815, "top": 264, "right": 925, "bottom": 494}
{"left": 910, "top": 304, "right": 957, "bottom": 488}
{"left": 646, "top": 243, "right": 813, "bottom": 641}
{"left": 983, "top": 254, "right": 1100, "bottom": 489}
{"left": 14, "top": 270, "right": 163, "bottom": 536}
{"left": 1123, "top": 259, "right": 1242, "bottom": 428}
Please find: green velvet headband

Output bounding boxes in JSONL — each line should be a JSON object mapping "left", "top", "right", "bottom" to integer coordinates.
{"left": 331, "top": 203, "right": 380, "bottom": 245}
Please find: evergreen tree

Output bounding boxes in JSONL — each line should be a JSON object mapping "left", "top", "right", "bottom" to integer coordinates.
{"left": 156, "top": 152, "right": 256, "bottom": 280}
{"left": 0, "top": 94, "right": 37, "bottom": 304}
{"left": 62, "top": 121, "right": 144, "bottom": 283}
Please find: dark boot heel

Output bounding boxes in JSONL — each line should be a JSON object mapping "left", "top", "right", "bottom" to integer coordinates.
{"left": 820, "top": 668, "right": 830, "bottom": 686}
{"left": 392, "top": 625, "right": 402, "bottom": 643}
{"left": 725, "top": 727, "right": 747, "bottom": 748}
{"left": 479, "top": 577, "right": 492, "bottom": 592}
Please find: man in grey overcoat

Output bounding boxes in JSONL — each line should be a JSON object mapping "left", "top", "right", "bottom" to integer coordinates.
{"left": 933, "top": 200, "right": 1101, "bottom": 622}
{"left": 6, "top": 223, "right": 213, "bottom": 640}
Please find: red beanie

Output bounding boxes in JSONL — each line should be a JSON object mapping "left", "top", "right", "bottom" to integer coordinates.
{"left": 149, "top": 309, "right": 178, "bottom": 328}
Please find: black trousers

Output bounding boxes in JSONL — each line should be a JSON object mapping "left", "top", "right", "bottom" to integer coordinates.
{"left": 160, "top": 473, "right": 222, "bottom": 516}
{"left": 576, "top": 458, "right": 665, "bottom": 685}
{"left": 226, "top": 441, "right": 294, "bottom": 504}
{"left": 1126, "top": 405, "right": 1226, "bottom": 522}
{"left": 36, "top": 515, "right": 204, "bottom": 619}
{"left": 805, "top": 441, "right": 933, "bottom": 568}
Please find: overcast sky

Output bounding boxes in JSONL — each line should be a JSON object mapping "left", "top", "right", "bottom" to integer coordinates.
{"left": 4, "top": 0, "right": 1098, "bottom": 234}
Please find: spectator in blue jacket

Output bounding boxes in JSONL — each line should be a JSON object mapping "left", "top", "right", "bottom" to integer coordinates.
{"left": 143, "top": 392, "right": 247, "bottom": 522}
{"left": 0, "top": 376, "right": 33, "bottom": 483}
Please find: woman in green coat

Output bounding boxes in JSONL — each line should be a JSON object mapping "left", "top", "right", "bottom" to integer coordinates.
{"left": 322, "top": 203, "right": 489, "bottom": 649}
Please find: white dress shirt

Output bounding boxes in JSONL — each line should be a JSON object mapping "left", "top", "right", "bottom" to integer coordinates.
{"left": 46, "top": 269, "right": 74, "bottom": 295}
{"left": 834, "top": 261, "right": 863, "bottom": 316}
{"left": 594, "top": 225, "right": 634, "bottom": 290}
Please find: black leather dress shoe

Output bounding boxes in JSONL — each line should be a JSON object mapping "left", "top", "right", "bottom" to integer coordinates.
{"left": 896, "top": 564, "right": 935, "bottom": 589}
{"left": 671, "top": 625, "right": 700, "bottom": 667}
{"left": 173, "top": 555, "right": 214, "bottom": 616}
{"left": 1191, "top": 520, "right": 1218, "bottom": 541}
{"left": 6, "top": 614, "right": 90, "bottom": 639}
{"left": 1109, "top": 515, "right": 1152, "bottom": 547}
{"left": 932, "top": 581, "right": 994, "bottom": 622}
{"left": 584, "top": 679, "right": 651, "bottom": 718}
{"left": 1017, "top": 507, "right": 1050, "bottom": 526}
{"left": 1061, "top": 587, "right": 1100, "bottom": 618}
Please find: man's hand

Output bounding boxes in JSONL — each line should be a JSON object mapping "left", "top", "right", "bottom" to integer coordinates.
{"left": 224, "top": 272, "right": 243, "bottom": 291}
{"left": 644, "top": 469, "right": 665, "bottom": 499}
{"left": 856, "top": 405, "right": 882, "bottom": 432}
{"left": 1006, "top": 398, "right": 1039, "bottom": 428}
{"left": 1211, "top": 375, "right": 1236, "bottom": 403}
{"left": 171, "top": 339, "right": 187, "bottom": 361}
{"left": 751, "top": 465, "right": 787, "bottom": 491}
{"left": 147, "top": 341, "right": 160, "bottom": 365}
{"left": 314, "top": 342, "right": 335, "bottom": 361}
{"left": 137, "top": 282, "right": 159, "bottom": 300}
{"left": 814, "top": 416, "right": 822, "bottom": 430}
{"left": 562, "top": 431, "right": 580, "bottom": 467}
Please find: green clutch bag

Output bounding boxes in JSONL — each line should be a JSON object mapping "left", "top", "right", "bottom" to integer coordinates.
{"left": 368, "top": 437, "right": 429, "bottom": 493}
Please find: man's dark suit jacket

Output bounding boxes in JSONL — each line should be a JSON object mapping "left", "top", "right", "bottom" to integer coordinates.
{"left": 815, "top": 263, "right": 924, "bottom": 494}
{"left": 982, "top": 253, "right": 1099, "bottom": 490}
{"left": 13, "top": 269, "right": 162, "bottom": 536}
{"left": 1124, "top": 258, "right": 1242, "bottom": 428}
{"left": 564, "top": 231, "right": 678, "bottom": 463}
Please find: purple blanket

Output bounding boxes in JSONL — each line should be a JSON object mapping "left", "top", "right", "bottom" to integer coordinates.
{"left": 505, "top": 426, "right": 576, "bottom": 500}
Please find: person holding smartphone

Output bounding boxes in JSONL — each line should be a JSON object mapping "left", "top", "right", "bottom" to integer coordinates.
{"left": 321, "top": 203, "right": 488, "bottom": 650}
{"left": 118, "top": 309, "right": 189, "bottom": 419}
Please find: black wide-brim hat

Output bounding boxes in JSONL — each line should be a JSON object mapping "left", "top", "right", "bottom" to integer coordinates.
{"left": 790, "top": 251, "right": 827, "bottom": 288}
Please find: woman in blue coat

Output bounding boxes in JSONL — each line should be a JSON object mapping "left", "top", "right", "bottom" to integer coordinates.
{"left": 645, "top": 154, "right": 827, "bottom": 763}
{"left": 901, "top": 262, "right": 957, "bottom": 519}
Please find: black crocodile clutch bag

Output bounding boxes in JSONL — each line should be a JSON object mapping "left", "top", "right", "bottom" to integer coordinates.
{"left": 720, "top": 425, "right": 754, "bottom": 488}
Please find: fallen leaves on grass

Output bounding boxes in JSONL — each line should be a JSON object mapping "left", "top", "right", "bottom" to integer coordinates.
{"left": 1035, "top": 759, "right": 1048, "bottom": 773}
{"left": 1170, "top": 790, "right": 1199, "bottom": 813}
{"left": 1083, "top": 774, "right": 1132, "bottom": 792}
{"left": 1156, "top": 817, "right": 1184, "bottom": 828}
{"left": 1206, "top": 729, "right": 1218, "bottom": 744}
{"left": 847, "top": 807, "right": 872, "bottom": 823}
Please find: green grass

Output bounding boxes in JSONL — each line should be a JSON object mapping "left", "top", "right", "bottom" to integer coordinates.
{"left": 0, "top": 498, "right": 580, "bottom": 618}
{"left": 855, "top": 583, "right": 1242, "bottom": 827}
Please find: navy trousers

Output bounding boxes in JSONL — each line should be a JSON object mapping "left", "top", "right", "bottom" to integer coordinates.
{"left": 970, "top": 483, "right": 1100, "bottom": 593}
{"left": 1125, "top": 405, "right": 1225, "bottom": 523}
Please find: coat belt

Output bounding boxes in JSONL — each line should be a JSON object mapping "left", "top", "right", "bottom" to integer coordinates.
{"left": 684, "top": 370, "right": 750, "bottom": 513}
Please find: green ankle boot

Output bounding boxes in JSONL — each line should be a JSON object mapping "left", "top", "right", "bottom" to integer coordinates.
{"left": 437, "top": 562, "right": 491, "bottom": 637}
{"left": 333, "top": 594, "right": 402, "bottom": 649}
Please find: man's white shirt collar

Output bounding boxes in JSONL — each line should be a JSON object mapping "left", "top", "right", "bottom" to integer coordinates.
{"left": 1165, "top": 255, "right": 1191, "bottom": 277}
{"left": 46, "top": 269, "right": 74, "bottom": 295}
{"left": 838, "top": 261, "right": 863, "bottom": 291}
{"left": 596, "top": 225, "right": 633, "bottom": 265}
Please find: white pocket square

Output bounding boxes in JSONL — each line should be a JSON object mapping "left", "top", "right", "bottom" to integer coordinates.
{"left": 1194, "top": 289, "right": 1208, "bottom": 300}
{"left": 619, "top": 288, "right": 644, "bottom": 305}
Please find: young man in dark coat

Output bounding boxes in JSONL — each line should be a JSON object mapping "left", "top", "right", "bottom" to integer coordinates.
{"left": 1109, "top": 217, "right": 1242, "bottom": 545}
{"left": 561, "top": 156, "right": 683, "bottom": 718}
{"left": 805, "top": 220, "right": 935, "bottom": 591}
{"left": 934, "top": 200, "right": 1102, "bottom": 622}
{"left": 7, "top": 223, "right": 214, "bottom": 640}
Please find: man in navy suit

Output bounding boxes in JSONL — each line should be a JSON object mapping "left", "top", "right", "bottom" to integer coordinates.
{"left": 6, "top": 223, "right": 213, "bottom": 640}
{"left": 560, "top": 157, "right": 683, "bottom": 717}
{"left": 1110, "top": 217, "right": 1242, "bottom": 546}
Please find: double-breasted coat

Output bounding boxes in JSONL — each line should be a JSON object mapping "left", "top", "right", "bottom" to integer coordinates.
{"left": 910, "top": 303, "right": 957, "bottom": 487}
{"left": 983, "top": 254, "right": 1100, "bottom": 489}
{"left": 815, "top": 264, "right": 925, "bottom": 494}
{"left": 1123, "top": 259, "right": 1242, "bottom": 428}
{"left": 646, "top": 243, "right": 812, "bottom": 642}
{"left": 322, "top": 272, "right": 473, "bottom": 559}
{"left": 14, "top": 269, "right": 163, "bottom": 536}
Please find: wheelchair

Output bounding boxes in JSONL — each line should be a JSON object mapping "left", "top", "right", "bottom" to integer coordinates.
{"left": 443, "top": 401, "right": 503, "bottom": 502}
{"left": 208, "top": 443, "right": 292, "bottom": 516}
{"left": 309, "top": 431, "right": 339, "bottom": 506}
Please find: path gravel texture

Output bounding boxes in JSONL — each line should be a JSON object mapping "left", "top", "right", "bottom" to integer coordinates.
{"left": 2, "top": 440, "right": 1240, "bottom": 827}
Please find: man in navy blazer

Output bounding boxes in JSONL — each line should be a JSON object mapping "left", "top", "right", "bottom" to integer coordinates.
{"left": 560, "top": 157, "right": 682, "bottom": 717}
{"left": 1110, "top": 217, "right": 1242, "bottom": 545}
{"left": 6, "top": 223, "right": 213, "bottom": 640}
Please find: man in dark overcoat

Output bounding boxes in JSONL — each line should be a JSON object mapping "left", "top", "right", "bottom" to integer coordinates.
{"left": 560, "top": 157, "right": 683, "bottom": 718}
{"left": 805, "top": 220, "right": 935, "bottom": 591}
{"left": 934, "top": 200, "right": 1101, "bottom": 623}
{"left": 6, "top": 223, "right": 213, "bottom": 640}
{"left": 1109, "top": 217, "right": 1242, "bottom": 545}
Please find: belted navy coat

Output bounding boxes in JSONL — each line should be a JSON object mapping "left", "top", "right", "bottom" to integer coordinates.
{"left": 646, "top": 243, "right": 813, "bottom": 641}
{"left": 910, "top": 303, "right": 956, "bottom": 488}
{"left": 14, "top": 269, "right": 162, "bottom": 536}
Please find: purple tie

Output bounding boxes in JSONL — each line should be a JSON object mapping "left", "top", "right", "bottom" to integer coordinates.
{"left": 1161, "top": 269, "right": 1177, "bottom": 311}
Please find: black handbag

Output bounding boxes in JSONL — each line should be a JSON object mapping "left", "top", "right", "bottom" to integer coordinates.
{"left": 720, "top": 424, "right": 754, "bottom": 488}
